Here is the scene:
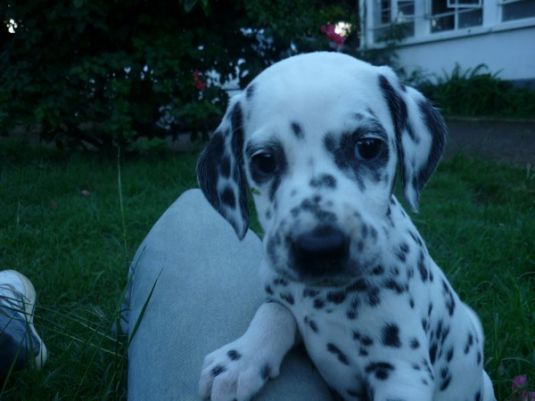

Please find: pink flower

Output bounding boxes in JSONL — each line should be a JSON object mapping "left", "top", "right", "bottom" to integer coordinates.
{"left": 192, "top": 70, "right": 206, "bottom": 91}
{"left": 513, "top": 375, "right": 528, "bottom": 390}
{"left": 320, "top": 24, "right": 346, "bottom": 46}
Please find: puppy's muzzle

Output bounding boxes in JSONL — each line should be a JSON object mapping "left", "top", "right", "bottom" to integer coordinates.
{"left": 291, "top": 225, "right": 349, "bottom": 277}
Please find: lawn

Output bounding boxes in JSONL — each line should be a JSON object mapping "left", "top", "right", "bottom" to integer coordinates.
{"left": 0, "top": 140, "right": 533, "bottom": 400}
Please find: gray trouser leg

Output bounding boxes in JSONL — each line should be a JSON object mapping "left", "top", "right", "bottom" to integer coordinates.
{"left": 126, "top": 189, "right": 331, "bottom": 401}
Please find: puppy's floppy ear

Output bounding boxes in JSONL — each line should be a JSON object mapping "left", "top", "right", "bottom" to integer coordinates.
{"left": 378, "top": 68, "right": 446, "bottom": 211}
{"left": 196, "top": 96, "right": 249, "bottom": 239}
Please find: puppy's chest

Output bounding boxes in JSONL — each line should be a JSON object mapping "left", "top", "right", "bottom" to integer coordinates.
{"left": 265, "top": 277, "right": 423, "bottom": 394}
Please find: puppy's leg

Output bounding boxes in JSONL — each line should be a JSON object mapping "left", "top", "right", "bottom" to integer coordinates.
{"left": 366, "top": 360, "right": 434, "bottom": 401}
{"left": 200, "top": 301, "right": 297, "bottom": 401}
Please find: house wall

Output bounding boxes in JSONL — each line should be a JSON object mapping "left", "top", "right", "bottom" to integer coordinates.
{"left": 395, "top": 23, "right": 535, "bottom": 82}
{"left": 359, "top": 0, "right": 535, "bottom": 83}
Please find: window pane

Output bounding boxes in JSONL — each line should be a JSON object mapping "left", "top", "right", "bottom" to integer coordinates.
{"left": 448, "top": 0, "right": 481, "bottom": 7}
{"left": 503, "top": 0, "right": 535, "bottom": 21}
{"left": 381, "top": 0, "right": 391, "bottom": 24}
{"left": 432, "top": 0, "right": 451, "bottom": 14}
{"left": 431, "top": 13, "right": 455, "bottom": 31}
{"left": 459, "top": 8, "right": 483, "bottom": 27}
{"left": 398, "top": 0, "right": 415, "bottom": 16}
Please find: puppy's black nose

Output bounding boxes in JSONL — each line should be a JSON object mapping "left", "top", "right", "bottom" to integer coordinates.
{"left": 292, "top": 226, "right": 349, "bottom": 276}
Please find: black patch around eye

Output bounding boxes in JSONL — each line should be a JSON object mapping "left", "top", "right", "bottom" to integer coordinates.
{"left": 355, "top": 137, "right": 386, "bottom": 161}
{"left": 324, "top": 133, "right": 336, "bottom": 153}
{"left": 247, "top": 142, "right": 287, "bottom": 192}
{"left": 290, "top": 122, "right": 304, "bottom": 139}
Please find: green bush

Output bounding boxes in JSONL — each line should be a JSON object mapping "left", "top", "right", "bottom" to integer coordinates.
{"left": 418, "top": 64, "right": 535, "bottom": 119}
{"left": 0, "top": 0, "right": 354, "bottom": 152}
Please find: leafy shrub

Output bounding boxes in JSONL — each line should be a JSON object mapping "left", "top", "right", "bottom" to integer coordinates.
{"left": 0, "top": 0, "right": 354, "bottom": 152}
{"left": 418, "top": 64, "right": 535, "bottom": 118}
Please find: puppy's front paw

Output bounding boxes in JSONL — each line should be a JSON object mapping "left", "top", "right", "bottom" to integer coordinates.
{"left": 199, "top": 338, "right": 277, "bottom": 401}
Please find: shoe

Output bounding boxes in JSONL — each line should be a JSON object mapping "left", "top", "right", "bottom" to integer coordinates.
{"left": 0, "top": 270, "right": 47, "bottom": 373}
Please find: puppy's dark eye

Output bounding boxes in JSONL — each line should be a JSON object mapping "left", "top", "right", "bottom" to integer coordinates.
{"left": 355, "top": 138, "right": 384, "bottom": 161}
{"left": 251, "top": 151, "right": 277, "bottom": 177}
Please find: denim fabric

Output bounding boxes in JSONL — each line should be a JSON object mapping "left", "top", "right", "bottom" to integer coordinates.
{"left": 125, "top": 189, "right": 331, "bottom": 401}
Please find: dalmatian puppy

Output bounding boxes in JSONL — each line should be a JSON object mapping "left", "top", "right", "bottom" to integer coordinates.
{"left": 196, "top": 52, "right": 496, "bottom": 401}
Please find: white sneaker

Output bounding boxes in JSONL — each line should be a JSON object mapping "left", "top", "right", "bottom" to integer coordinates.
{"left": 0, "top": 270, "right": 47, "bottom": 371}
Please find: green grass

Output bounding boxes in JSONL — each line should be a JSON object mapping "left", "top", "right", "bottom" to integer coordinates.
{"left": 0, "top": 141, "right": 534, "bottom": 400}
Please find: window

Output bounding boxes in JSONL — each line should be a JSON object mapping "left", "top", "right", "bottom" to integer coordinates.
{"left": 447, "top": 0, "right": 482, "bottom": 7}
{"left": 501, "top": 0, "right": 535, "bottom": 21}
{"left": 430, "top": 0, "right": 483, "bottom": 33}
{"left": 373, "top": 0, "right": 415, "bottom": 41}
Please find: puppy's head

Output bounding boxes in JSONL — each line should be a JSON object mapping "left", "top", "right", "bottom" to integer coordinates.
{"left": 197, "top": 52, "right": 446, "bottom": 286}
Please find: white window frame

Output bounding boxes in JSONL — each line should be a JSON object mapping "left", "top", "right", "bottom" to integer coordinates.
{"left": 447, "top": 0, "right": 482, "bottom": 8}
{"left": 428, "top": 0, "right": 483, "bottom": 33}
{"left": 371, "top": 0, "right": 416, "bottom": 42}
{"left": 499, "top": 0, "right": 535, "bottom": 22}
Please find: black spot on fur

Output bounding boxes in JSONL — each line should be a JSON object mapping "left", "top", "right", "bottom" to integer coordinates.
{"left": 264, "top": 284, "right": 273, "bottom": 295}
{"left": 260, "top": 364, "right": 271, "bottom": 380}
{"left": 361, "top": 336, "right": 374, "bottom": 347}
{"left": 442, "top": 279, "right": 456, "bottom": 316}
{"left": 367, "top": 287, "right": 381, "bottom": 307}
{"left": 410, "top": 338, "right": 420, "bottom": 349}
{"left": 446, "top": 347, "right": 454, "bottom": 362}
{"left": 383, "top": 279, "right": 405, "bottom": 294}
{"left": 372, "top": 265, "right": 384, "bottom": 275}
{"left": 324, "top": 133, "right": 336, "bottom": 153}
{"left": 464, "top": 333, "right": 474, "bottom": 354}
{"left": 227, "top": 350, "right": 241, "bottom": 360}
{"left": 310, "top": 173, "right": 337, "bottom": 189}
{"left": 291, "top": 121, "right": 305, "bottom": 139}
{"left": 418, "top": 251, "right": 428, "bottom": 282}
{"left": 365, "top": 361, "right": 395, "bottom": 381}
{"left": 305, "top": 316, "right": 319, "bottom": 333}
{"left": 280, "top": 292, "right": 294, "bottom": 305}
{"left": 220, "top": 186, "right": 236, "bottom": 208}
{"left": 314, "top": 298, "right": 325, "bottom": 309}
{"left": 303, "top": 288, "right": 319, "bottom": 298}
{"left": 273, "top": 277, "right": 288, "bottom": 286}
{"left": 327, "top": 343, "right": 350, "bottom": 365}
{"left": 439, "top": 374, "right": 452, "bottom": 391}
{"left": 211, "top": 365, "right": 225, "bottom": 377}
{"left": 327, "top": 290, "right": 346, "bottom": 304}
{"left": 475, "top": 390, "right": 482, "bottom": 401}
{"left": 429, "top": 343, "right": 438, "bottom": 364}
{"left": 477, "top": 350, "right": 482, "bottom": 365}
{"left": 382, "top": 323, "right": 401, "bottom": 348}
{"left": 347, "top": 278, "right": 369, "bottom": 292}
